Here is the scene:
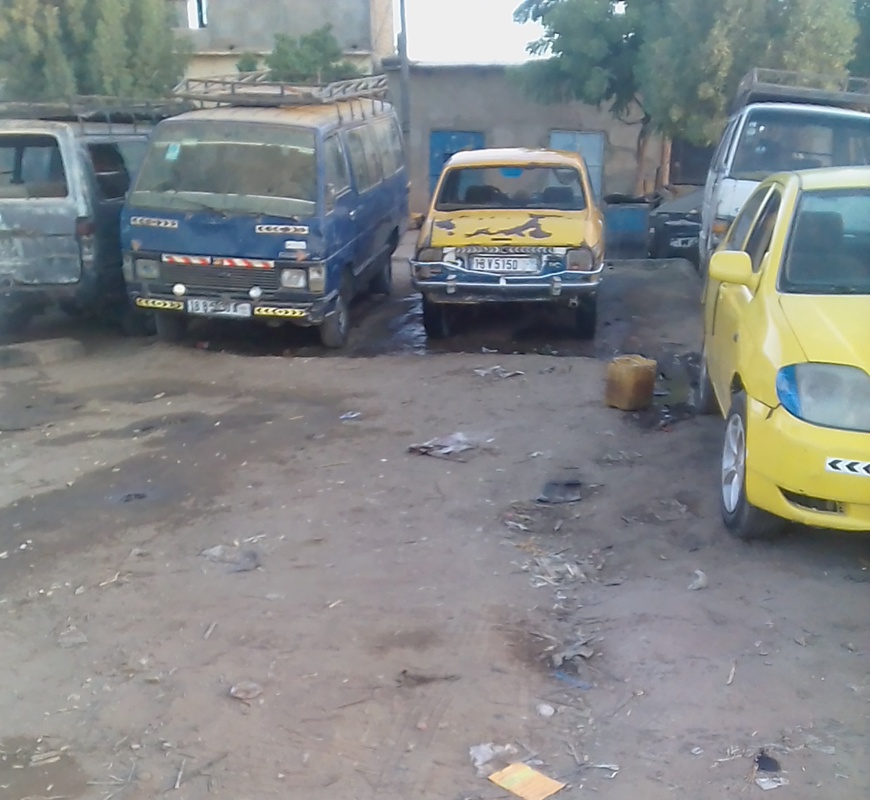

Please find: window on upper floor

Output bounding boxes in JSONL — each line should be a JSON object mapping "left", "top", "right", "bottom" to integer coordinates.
{"left": 187, "top": 0, "right": 207, "bottom": 29}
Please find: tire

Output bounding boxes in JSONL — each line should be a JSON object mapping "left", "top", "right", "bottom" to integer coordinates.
{"left": 720, "top": 392, "right": 784, "bottom": 540}
{"left": 154, "top": 312, "right": 187, "bottom": 343}
{"left": 319, "top": 280, "right": 350, "bottom": 349}
{"left": 369, "top": 253, "right": 393, "bottom": 296}
{"left": 0, "top": 306, "right": 34, "bottom": 336}
{"left": 421, "top": 296, "right": 454, "bottom": 339}
{"left": 573, "top": 295, "right": 597, "bottom": 340}
{"left": 120, "top": 305, "right": 156, "bottom": 337}
{"left": 695, "top": 349, "right": 719, "bottom": 415}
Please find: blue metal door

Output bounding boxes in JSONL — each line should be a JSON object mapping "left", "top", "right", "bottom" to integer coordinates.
{"left": 550, "top": 130, "right": 606, "bottom": 199}
{"left": 429, "top": 130, "right": 485, "bottom": 194}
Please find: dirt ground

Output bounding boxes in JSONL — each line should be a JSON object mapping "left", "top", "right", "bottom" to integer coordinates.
{"left": 0, "top": 243, "right": 868, "bottom": 800}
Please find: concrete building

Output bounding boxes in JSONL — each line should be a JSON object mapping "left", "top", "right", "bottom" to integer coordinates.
{"left": 170, "top": 0, "right": 395, "bottom": 78}
{"left": 384, "top": 61, "right": 664, "bottom": 214}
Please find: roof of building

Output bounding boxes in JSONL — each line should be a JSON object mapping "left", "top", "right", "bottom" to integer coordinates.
{"left": 444, "top": 147, "right": 583, "bottom": 168}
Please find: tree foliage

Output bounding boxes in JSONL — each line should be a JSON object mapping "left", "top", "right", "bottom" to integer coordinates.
{"left": 0, "top": 0, "right": 188, "bottom": 100}
{"left": 516, "top": 0, "right": 859, "bottom": 146}
{"left": 852, "top": 0, "right": 870, "bottom": 77}
{"left": 265, "top": 26, "right": 360, "bottom": 84}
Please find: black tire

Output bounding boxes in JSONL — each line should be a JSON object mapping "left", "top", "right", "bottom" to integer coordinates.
{"left": 369, "top": 252, "right": 393, "bottom": 296}
{"left": 0, "top": 306, "right": 34, "bottom": 336}
{"left": 421, "top": 297, "right": 454, "bottom": 339}
{"left": 695, "top": 348, "right": 719, "bottom": 415}
{"left": 319, "top": 279, "right": 351, "bottom": 349}
{"left": 154, "top": 312, "right": 187, "bottom": 343}
{"left": 120, "top": 305, "right": 156, "bottom": 337}
{"left": 573, "top": 295, "right": 597, "bottom": 340}
{"left": 720, "top": 392, "right": 784, "bottom": 540}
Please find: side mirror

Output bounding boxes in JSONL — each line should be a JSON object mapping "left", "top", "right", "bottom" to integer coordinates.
{"left": 709, "top": 250, "right": 756, "bottom": 288}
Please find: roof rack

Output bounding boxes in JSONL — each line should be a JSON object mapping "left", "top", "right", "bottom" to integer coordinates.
{"left": 0, "top": 96, "right": 190, "bottom": 125}
{"left": 734, "top": 68, "right": 870, "bottom": 112}
{"left": 173, "top": 72, "right": 390, "bottom": 107}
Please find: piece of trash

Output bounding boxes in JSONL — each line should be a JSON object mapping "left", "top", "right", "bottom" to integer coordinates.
{"left": 794, "top": 635, "right": 807, "bottom": 647}
{"left": 726, "top": 660, "right": 737, "bottom": 686}
{"left": 481, "top": 346, "right": 498, "bottom": 354}
{"left": 408, "top": 432, "right": 487, "bottom": 461}
{"left": 536, "top": 480, "right": 583, "bottom": 505}
{"left": 398, "top": 669, "right": 460, "bottom": 688}
{"left": 536, "top": 703, "right": 556, "bottom": 718}
{"left": 551, "top": 671, "right": 593, "bottom": 691}
{"left": 755, "top": 751, "right": 781, "bottom": 772}
{"left": 688, "top": 569, "right": 708, "bottom": 591}
{"left": 591, "top": 763, "right": 620, "bottom": 777}
{"left": 526, "top": 555, "right": 584, "bottom": 587}
{"left": 340, "top": 411, "right": 362, "bottom": 421}
{"left": 473, "top": 365, "right": 525, "bottom": 380}
{"left": 488, "top": 762, "right": 566, "bottom": 800}
{"left": 200, "top": 545, "right": 261, "bottom": 573}
{"left": 755, "top": 776, "right": 789, "bottom": 791}
{"left": 691, "top": 747, "right": 704, "bottom": 756}
{"left": 551, "top": 638, "right": 595, "bottom": 667}
{"left": 505, "top": 520, "right": 531, "bottom": 532}
{"left": 203, "top": 622, "right": 217, "bottom": 640}
{"left": 57, "top": 626, "right": 88, "bottom": 648}
{"left": 469, "top": 743, "right": 518, "bottom": 777}
{"left": 229, "top": 681, "right": 263, "bottom": 702}
{"left": 74, "top": 585, "right": 85, "bottom": 596}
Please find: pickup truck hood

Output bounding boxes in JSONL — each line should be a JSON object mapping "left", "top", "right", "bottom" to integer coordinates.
{"left": 427, "top": 209, "right": 600, "bottom": 249}
{"left": 778, "top": 294, "right": 870, "bottom": 373}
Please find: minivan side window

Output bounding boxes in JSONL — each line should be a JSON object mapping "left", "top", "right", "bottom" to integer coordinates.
{"left": 345, "top": 125, "right": 383, "bottom": 193}
{"left": 375, "top": 117, "right": 404, "bottom": 177}
{"left": 323, "top": 134, "right": 350, "bottom": 210}
{"left": 0, "top": 134, "right": 68, "bottom": 198}
{"left": 88, "top": 142, "right": 137, "bottom": 200}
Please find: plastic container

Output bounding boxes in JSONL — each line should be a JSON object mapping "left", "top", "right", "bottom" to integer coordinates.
{"left": 605, "top": 355, "right": 657, "bottom": 411}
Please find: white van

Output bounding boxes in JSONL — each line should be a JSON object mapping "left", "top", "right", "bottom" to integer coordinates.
{"left": 699, "top": 71, "right": 870, "bottom": 269}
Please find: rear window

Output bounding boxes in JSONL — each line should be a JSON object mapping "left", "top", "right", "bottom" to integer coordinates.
{"left": 436, "top": 165, "right": 587, "bottom": 211}
{"left": 87, "top": 141, "right": 149, "bottom": 200}
{"left": 0, "top": 134, "right": 68, "bottom": 199}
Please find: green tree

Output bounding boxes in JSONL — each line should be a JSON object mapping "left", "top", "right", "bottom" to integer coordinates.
{"left": 265, "top": 25, "right": 360, "bottom": 83}
{"left": 236, "top": 52, "right": 261, "bottom": 73}
{"left": 851, "top": 0, "right": 870, "bottom": 76}
{"left": 0, "top": 0, "right": 188, "bottom": 100}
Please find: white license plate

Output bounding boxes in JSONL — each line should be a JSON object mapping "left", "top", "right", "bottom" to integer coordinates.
{"left": 470, "top": 255, "right": 538, "bottom": 274}
{"left": 186, "top": 298, "right": 252, "bottom": 319}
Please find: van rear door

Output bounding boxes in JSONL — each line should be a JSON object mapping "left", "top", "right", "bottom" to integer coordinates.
{"left": 0, "top": 130, "right": 82, "bottom": 286}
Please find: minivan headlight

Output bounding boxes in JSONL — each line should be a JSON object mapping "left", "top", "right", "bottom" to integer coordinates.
{"left": 135, "top": 259, "right": 160, "bottom": 280}
{"left": 280, "top": 268, "right": 306, "bottom": 289}
{"left": 308, "top": 264, "right": 326, "bottom": 293}
{"left": 776, "top": 363, "right": 870, "bottom": 433}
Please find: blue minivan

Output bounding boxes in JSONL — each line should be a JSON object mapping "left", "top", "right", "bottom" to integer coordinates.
{"left": 121, "top": 75, "right": 408, "bottom": 347}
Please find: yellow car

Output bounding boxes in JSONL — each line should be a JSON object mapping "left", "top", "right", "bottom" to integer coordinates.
{"left": 700, "top": 167, "right": 870, "bottom": 538}
{"left": 410, "top": 148, "right": 605, "bottom": 338}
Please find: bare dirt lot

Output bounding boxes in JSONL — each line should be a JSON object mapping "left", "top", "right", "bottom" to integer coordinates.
{"left": 1, "top": 248, "right": 868, "bottom": 800}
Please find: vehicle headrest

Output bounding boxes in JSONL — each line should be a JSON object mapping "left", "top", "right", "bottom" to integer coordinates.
{"left": 464, "top": 185, "right": 498, "bottom": 204}
{"left": 542, "top": 186, "right": 575, "bottom": 205}
{"left": 792, "top": 211, "right": 843, "bottom": 253}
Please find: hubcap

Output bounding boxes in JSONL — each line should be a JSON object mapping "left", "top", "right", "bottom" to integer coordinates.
{"left": 721, "top": 412, "right": 746, "bottom": 513}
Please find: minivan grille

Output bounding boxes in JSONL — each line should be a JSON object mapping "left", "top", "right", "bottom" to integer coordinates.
{"left": 159, "top": 264, "right": 279, "bottom": 292}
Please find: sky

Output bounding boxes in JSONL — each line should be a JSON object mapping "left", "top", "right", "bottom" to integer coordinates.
{"left": 397, "top": 0, "right": 545, "bottom": 64}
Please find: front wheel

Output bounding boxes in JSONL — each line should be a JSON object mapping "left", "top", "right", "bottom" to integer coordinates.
{"left": 154, "top": 312, "right": 187, "bottom": 343}
{"left": 319, "top": 290, "right": 350, "bottom": 349}
{"left": 720, "top": 392, "right": 783, "bottom": 540}
{"left": 421, "top": 297, "right": 454, "bottom": 339}
{"left": 0, "top": 305, "right": 34, "bottom": 336}
{"left": 369, "top": 253, "right": 393, "bottom": 296}
{"left": 572, "top": 295, "right": 597, "bottom": 340}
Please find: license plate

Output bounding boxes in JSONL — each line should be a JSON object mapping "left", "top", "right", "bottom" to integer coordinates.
{"left": 186, "top": 298, "right": 252, "bottom": 319}
{"left": 470, "top": 255, "right": 538, "bottom": 274}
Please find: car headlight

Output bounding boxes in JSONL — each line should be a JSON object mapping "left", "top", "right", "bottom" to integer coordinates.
{"left": 416, "top": 247, "right": 443, "bottom": 262}
{"left": 566, "top": 247, "right": 595, "bottom": 271}
{"left": 307, "top": 264, "right": 326, "bottom": 293}
{"left": 135, "top": 258, "right": 160, "bottom": 280}
{"left": 711, "top": 217, "right": 734, "bottom": 245}
{"left": 776, "top": 363, "right": 870, "bottom": 433}
{"left": 280, "top": 268, "right": 306, "bottom": 289}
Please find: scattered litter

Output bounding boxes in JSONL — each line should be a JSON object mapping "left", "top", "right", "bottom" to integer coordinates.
{"left": 755, "top": 751, "right": 781, "bottom": 772}
{"left": 591, "top": 763, "right": 620, "bottom": 777}
{"left": 536, "top": 480, "right": 583, "bottom": 505}
{"left": 794, "top": 635, "right": 807, "bottom": 647}
{"left": 755, "top": 776, "right": 788, "bottom": 791}
{"left": 524, "top": 554, "right": 585, "bottom": 587}
{"left": 203, "top": 622, "right": 217, "bottom": 640}
{"left": 536, "top": 703, "right": 556, "bottom": 719}
{"left": 505, "top": 520, "right": 531, "bottom": 532}
{"left": 340, "top": 411, "right": 362, "bottom": 421}
{"left": 804, "top": 735, "right": 836, "bottom": 755}
{"left": 408, "top": 432, "right": 489, "bottom": 461}
{"left": 469, "top": 743, "right": 518, "bottom": 777}
{"left": 551, "top": 671, "right": 592, "bottom": 691}
{"left": 488, "top": 762, "right": 566, "bottom": 800}
{"left": 0, "top": 550, "right": 8, "bottom": 559}
{"left": 473, "top": 365, "right": 525, "bottom": 380}
{"left": 726, "top": 660, "right": 737, "bottom": 686}
{"left": 691, "top": 747, "right": 704, "bottom": 756}
{"left": 482, "top": 346, "right": 498, "bottom": 354}
{"left": 688, "top": 569, "right": 708, "bottom": 591}
{"left": 551, "top": 637, "right": 595, "bottom": 668}
{"left": 57, "top": 626, "right": 88, "bottom": 648}
{"left": 398, "top": 669, "right": 460, "bottom": 688}
{"left": 200, "top": 545, "right": 262, "bottom": 573}
{"left": 229, "top": 681, "right": 263, "bottom": 702}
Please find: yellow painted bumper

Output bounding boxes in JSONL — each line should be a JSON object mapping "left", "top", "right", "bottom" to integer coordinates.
{"left": 746, "top": 397, "right": 870, "bottom": 532}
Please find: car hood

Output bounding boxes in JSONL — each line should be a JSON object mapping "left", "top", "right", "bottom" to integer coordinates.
{"left": 778, "top": 294, "right": 870, "bottom": 373}
{"left": 427, "top": 209, "right": 601, "bottom": 250}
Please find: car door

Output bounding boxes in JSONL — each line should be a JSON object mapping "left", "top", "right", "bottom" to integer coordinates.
{"left": 707, "top": 186, "right": 782, "bottom": 398}
{"left": 322, "top": 132, "right": 358, "bottom": 288}
{"left": 343, "top": 124, "right": 384, "bottom": 280}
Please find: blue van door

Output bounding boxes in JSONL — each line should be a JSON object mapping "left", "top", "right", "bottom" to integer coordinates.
{"left": 429, "top": 130, "right": 485, "bottom": 195}
{"left": 343, "top": 125, "right": 385, "bottom": 277}
{"left": 323, "top": 132, "right": 361, "bottom": 287}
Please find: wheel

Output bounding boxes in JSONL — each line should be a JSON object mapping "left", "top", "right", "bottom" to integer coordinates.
{"left": 421, "top": 296, "right": 454, "bottom": 339}
{"left": 695, "top": 349, "right": 719, "bottom": 415}
{"left": 572, "top": 295, "right": 597, "bottom": 340}
{"left": 319, "top": 281, "right": 350, "bottom": 348}
{"left": 154, "top": 312, "right": 187, "bottom": 343}
{"left": 119, "top": 305, "right": 155, "bottom": 337}
{"left": 369, "top": 253, "right": 393, "bottom": 296}
{"left": 720, "top": 392, "right": 784, "bottom": 540}
{"left": 0, "top": 305, "right": 34, "bottom": 336}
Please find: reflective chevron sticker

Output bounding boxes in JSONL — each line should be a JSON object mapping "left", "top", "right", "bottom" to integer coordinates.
{"left": 826, "top": 458, "right": 870, "bottom": 477}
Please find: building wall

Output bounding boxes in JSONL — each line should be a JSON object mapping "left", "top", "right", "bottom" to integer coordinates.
{"left": 385, "top": 63, "right": 662, "bottom": 213}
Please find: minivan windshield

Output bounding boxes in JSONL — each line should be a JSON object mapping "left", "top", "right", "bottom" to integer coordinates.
{"left": 436, "top": 166, "right": 587, "bottom": 211}
{"left": 781, "top": 188, "right": 870, "bottom": 295}
{"left": 730, "top": 109, "right": 870, "bottom": 181}
{"left": 0, "top": 134, "right": 68, "bottom": 199}
{"left": 131, "top": 121, "right": 317, "bottom": 217}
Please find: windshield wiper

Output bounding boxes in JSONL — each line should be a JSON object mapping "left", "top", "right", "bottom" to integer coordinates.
{"left": 165, "top": 192, "right": 228, "bottom": 217}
